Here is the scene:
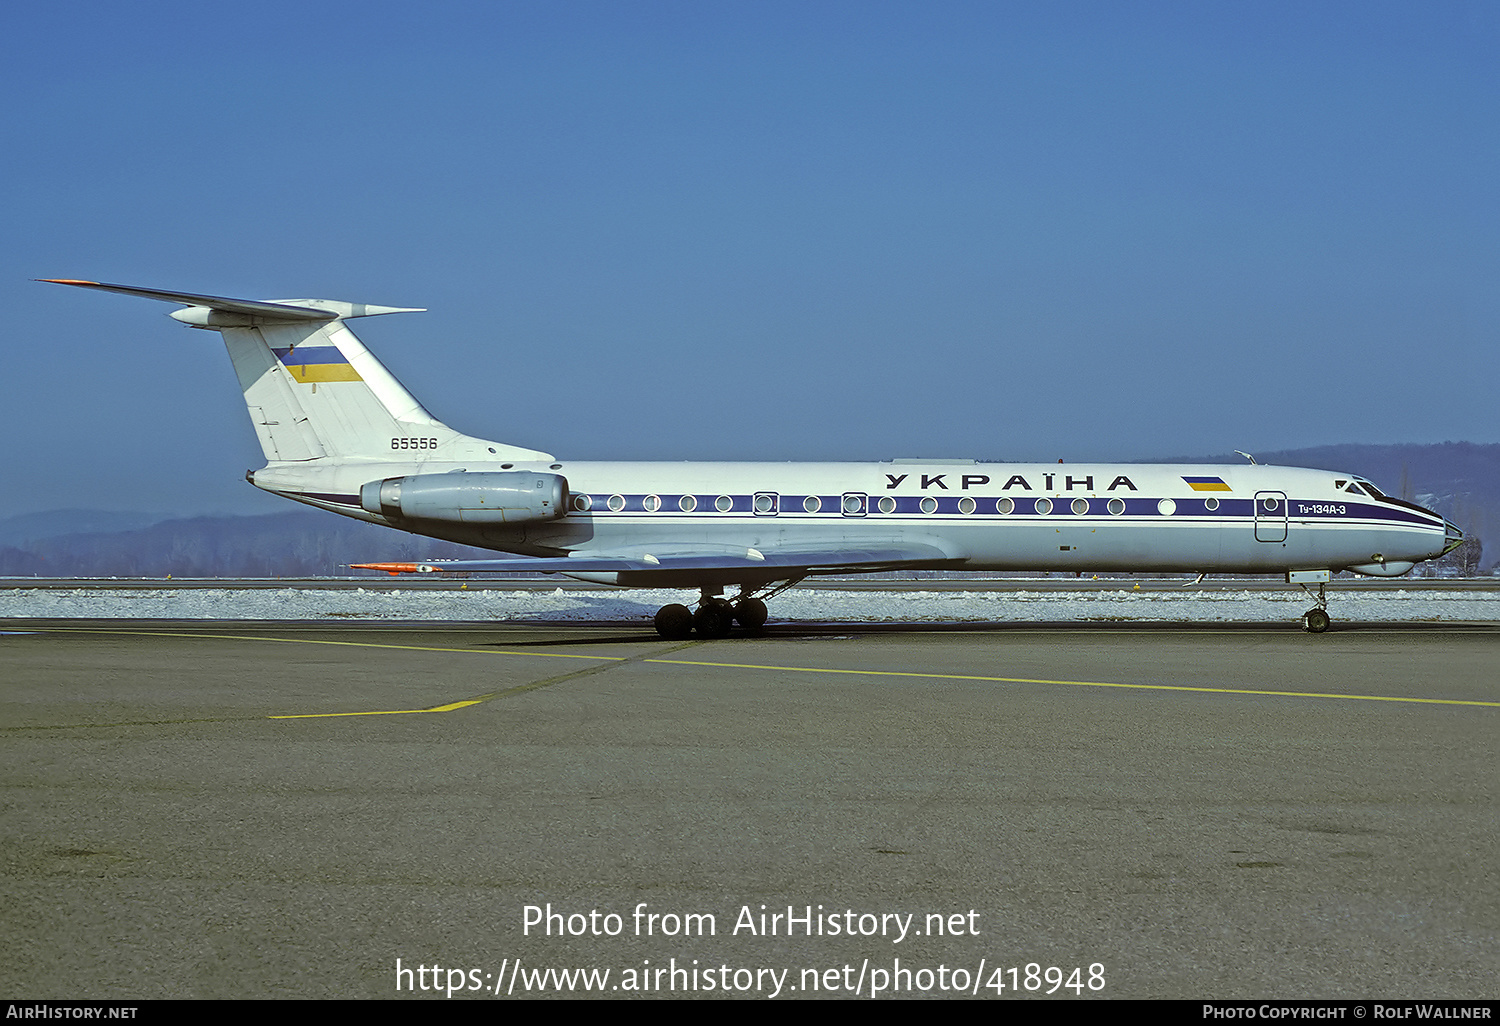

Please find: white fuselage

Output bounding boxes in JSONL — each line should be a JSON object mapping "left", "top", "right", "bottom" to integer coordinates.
{"left": 252, "top": 457, "right": 1454, "bottom": 582}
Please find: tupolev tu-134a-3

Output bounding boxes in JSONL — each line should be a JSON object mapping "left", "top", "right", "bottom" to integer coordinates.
{"left": 44, "top": 279, "right": 1463, "bottom": 636}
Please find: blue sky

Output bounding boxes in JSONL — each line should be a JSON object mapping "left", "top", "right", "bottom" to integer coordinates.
{"left": 4, "top": 1, "right": 1497, "bottom": 517}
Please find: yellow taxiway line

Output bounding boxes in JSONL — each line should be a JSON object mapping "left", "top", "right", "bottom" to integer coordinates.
{"left": 646, "top": 658, "right": 1500, "bottom": 708}
{"left": 18, "top": 627, "right": 1497, "bottom": 718}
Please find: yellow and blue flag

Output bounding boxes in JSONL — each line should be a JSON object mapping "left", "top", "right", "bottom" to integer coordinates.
{"left": 1181, "top": 476, "right": 1232, "bottom": 492}
{"left": 272, "top": 346, "right": 363, "bottom": 383}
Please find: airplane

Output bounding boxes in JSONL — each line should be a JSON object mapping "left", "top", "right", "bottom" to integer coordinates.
{"left": 43, "top": 279, "right": 1464, "bottom": 636}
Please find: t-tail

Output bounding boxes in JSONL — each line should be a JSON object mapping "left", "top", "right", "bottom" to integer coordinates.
{"left": 39, "top": 280, "right": 551, "bottom": 466}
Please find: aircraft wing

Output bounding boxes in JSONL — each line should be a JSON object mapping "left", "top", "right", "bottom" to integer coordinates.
{"left": 352, "top": 543, "right": 959, "bottom": 577}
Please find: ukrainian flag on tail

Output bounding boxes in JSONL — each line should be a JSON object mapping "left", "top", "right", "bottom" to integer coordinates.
{"left": 272, "top": 346, "right": 363, "bottom": 383}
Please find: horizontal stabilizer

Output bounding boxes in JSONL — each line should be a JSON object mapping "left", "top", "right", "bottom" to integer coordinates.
{"left": 38, "top": 280, "right": 423, "bottom": 323}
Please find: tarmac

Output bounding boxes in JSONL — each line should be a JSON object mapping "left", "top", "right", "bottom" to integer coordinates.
{"left": 2, "top": 614, "right": 1496, "bottom": 999}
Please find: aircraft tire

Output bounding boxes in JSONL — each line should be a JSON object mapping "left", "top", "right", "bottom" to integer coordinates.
{"left": 1303, "top": 608, "right": 1330, "bottom": 633}
{"left": 654, "top": 604, "right": 694, "bottom": 640}
{"left": 733, "top": 597, "right": 768, "bottom": 631}
{"left": 693, "top": 601, "right": 734, "bottom": 638}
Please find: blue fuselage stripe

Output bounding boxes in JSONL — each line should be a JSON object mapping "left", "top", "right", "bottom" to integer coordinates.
{"left": 565, "top": 494, "right": 1437, "bottom": 527}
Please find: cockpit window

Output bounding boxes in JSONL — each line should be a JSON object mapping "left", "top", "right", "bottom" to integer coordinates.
{"left": 1344, "top": 483, "right": 1366, "bottom": 496}
{"left": 1351, "top": 478, "right": 1435, "bottom": 518}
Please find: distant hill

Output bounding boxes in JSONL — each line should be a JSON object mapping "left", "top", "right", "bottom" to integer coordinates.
{"left": 0, "top": 509, "right": 169, "bottom": 547}
{"left": 0, "top": 511, "right": 495, "bottom": 578}
{"left": 1, "top": 443, "right": 1492, "bottom": 576}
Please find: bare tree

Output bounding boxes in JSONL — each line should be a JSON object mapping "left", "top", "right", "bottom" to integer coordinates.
{"left": 1456, "top": 534, "right": 1484, "bottom": 576}
{"left": 1435, "top": 498, "right": 1487, "bottom": 577}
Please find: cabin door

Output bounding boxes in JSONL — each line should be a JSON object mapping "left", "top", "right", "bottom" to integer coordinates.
{"left": 1254, "top": 491, "right": 1288, "bottom": 542}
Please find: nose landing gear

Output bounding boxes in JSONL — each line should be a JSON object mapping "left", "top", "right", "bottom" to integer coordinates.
{"left": 1290, "top": 571, "right": 1332, "bottom": 633}
{"left": 1302, "top": 605, "right": 1330, "bottom": 633}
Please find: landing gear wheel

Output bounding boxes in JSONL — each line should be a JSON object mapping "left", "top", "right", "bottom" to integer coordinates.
{"left": 693, "top": 599, "right": 734, "bottom": 638}
{"left": 1303, "top": 608, "right": 1330, "bottom": 634}
{"left": 653, "top": 604, "right": 694, "bottom": 640}
{"left": 733, "top": 597, "right": 768, "bottom": 631}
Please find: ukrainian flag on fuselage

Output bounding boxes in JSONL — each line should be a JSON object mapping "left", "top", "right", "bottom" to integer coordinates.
{"left": 271, "top": 346, "right": 363, "bottom": 383}
{"left": 1182, "top": 476, "right": 1232, "bottom": 492}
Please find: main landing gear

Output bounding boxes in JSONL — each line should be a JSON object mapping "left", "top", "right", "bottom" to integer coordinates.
{"left": 652, "top": 582, "right": 791, "bottom": 639}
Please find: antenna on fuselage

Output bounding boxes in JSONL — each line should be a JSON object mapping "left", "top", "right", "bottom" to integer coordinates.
{"left": 1234, "top": 451, "right": 1257, "bottom": 465}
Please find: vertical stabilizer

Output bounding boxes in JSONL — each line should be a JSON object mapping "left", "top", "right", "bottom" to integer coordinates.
{"left": 39, "top": 280, "right": 553, "bottom": 464}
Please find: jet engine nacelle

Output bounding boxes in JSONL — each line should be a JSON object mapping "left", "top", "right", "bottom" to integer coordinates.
{"left": 360, "top": 472, "right": 568, "bottom": 525}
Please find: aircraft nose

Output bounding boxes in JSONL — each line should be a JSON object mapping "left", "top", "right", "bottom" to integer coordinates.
{"left": 1441, "top": 520, "right": 1464, "bottom": 557}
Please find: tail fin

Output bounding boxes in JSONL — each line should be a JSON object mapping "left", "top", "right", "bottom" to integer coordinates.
{"left": 40, "top": 280, "right": 552, "bottom": 464}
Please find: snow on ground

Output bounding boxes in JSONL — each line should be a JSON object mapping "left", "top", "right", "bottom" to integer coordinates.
{"left": 1, "top": 586, "right": 1495, "bottom": 623}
